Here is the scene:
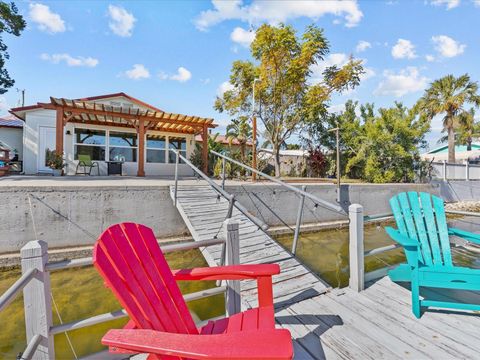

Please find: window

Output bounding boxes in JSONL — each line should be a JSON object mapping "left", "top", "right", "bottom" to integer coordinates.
{"left": 146, "top": 135, "right": 166, "bottom": 163}
{"left": 109, "top": 131, "right": 137, "bottom": 162}
{"left": 168, "top": 137, "right": 187, "bottom": 164}
{"left": 74, "top": 129, "right": 106, "bottom": 161}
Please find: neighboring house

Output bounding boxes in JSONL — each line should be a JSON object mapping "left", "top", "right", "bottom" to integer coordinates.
{"left": 258, "top": 148, "right": 309, "bottom": 176}
{"left": 195, "top": 134, "right": 254, "bottom": 153}
{"left": 0, "top": 115, "right": 23, "bottom": 160}
{"left": 10, "top": 92, "right": 216, "bottom": 176}
{"left": 421, "top": 143, "right": 480, "bottom": 163}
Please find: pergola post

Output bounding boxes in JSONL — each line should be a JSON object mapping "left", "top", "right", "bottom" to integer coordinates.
{"left": 202, "top": 125, "right": 208, "bottom": 174}
{"left": 55, "top": 107, "right": 64, "bottom": 156}
{"left": 137, "top": 120, "right": 145, "bottom": 177}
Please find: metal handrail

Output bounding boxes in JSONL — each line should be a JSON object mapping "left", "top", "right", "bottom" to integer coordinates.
{"left": 0, "top": 268, "right": 38, "bottom": 312}
{"left": 211, "top": 150, "right": 346, "bottom": 215}
{"left": 170, "top": 149, "right": 269, "bottom": 231}
{"left": 20, "top": 334, "right": 42, "bottom": 360}
{"left": 46, "top": 238, "right": 226, "bottom": 272}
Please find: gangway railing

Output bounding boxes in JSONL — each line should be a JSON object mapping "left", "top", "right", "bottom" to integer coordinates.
{"left": 171, "top": 149, "right": 269, "bottom": 231}
{"left": 0, "top": 220, "right": 242, "bottom": 359}
{"left": 210, "top": 150, "right": 347, "bottom": 255}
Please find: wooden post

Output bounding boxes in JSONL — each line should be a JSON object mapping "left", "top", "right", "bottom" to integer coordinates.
{"left": 21, "top": 240, "right": 54, "bottom": 359}
{"left": 349, "top": 204, "right": 364, "bottom": 292}
{"left": 292, "top": 185, "right": 306, "bottom": 255}
{"left": 443, "top": 160, "right": 447, "bottom": 181}
{"left": 137, "top": 120, "right": 145, "bottom": 177}
{"left": 202, "top": 126, "right": 208, "bottom": 174}
{"left": 252, "top": 115, "right": 257, "bottom": 181}
{"left": 465, "top": 160, "right": 469, "bottom": 181}
{"left": 221, "top": 157, "right": 226, "bottom": 189}
{"left": 224, "top": 219, "right": 241, "bottom": 316}
{"left": 55, "top": 108, "right": 64, "bottom": 156}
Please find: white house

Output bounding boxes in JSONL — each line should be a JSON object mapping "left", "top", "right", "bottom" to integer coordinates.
{"left": 0, "top": 115, "right": 23, "bottom": 160}
{"left": 10, "top": 93, "right": 216, "bottom": 176}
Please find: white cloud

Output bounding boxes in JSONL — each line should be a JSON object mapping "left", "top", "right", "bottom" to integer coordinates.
{"left": 29, "top": 3, "right": 66, "bottom": 34}
{"left": 108, "top": 5, "right": 136, "bottom": 37}
{"left": 124, "top": 64, "right": 150, "bottom": 80}
{"left": 355, "top": 40, "right": 371, "bottom": 53}
{"left": 430, "top": 0, "right": 460, "bottom": 9}
{"left": 200, "top": 78, "right": 211, "bottom": 84}
{"left": 425, "top": 54, "right": 435, "bottom": 62}
{"left": 195, "top": 0, "right": 363, "bottom": 30}
{"left": 474, "top": 0, "right": 480, "bottom": 7}
{"left": 230, "top": 27, "right": 255, "bottom": 48}
{"left": 40, "top": 53, "right": 99, "bottom": 67}
{"left": 391, "top": 39, "right": 417, "bottom": 59}
{"left": 159, "top": 67, "right": 192, "bottom": 82}
{"left": 310, "top": 53, "right": 374, "bottom": 83}
{"left": 374, "top": 67, "right": 429, "bottom": 97}
{"left": 217, "top": 81, "right": 235, "bottom": 97}
{"left": 431, "top": 35, "right": 466, "bottom": 58}
{"left": 170, "top": 67, "right": 192, "bottom": 82}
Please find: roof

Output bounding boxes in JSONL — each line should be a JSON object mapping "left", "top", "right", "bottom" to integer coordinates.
{"left": 195, "top": 134, "right": 253, "bottom": 146}
{"left": 259, "top": 148, "right": 309, "bottom": 157}
{"left": 425, "top": 143, "right": 480, "bottom": 154}
{"left": 0, "top": 115, "right": 23, "bottom": 128}
{"left": 10, "top": 92, "right": 164, "bottom": 120}
{"left": 38, "top": 97, "right": 216, "bottom": 135}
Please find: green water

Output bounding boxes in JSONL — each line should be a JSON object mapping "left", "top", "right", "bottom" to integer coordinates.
{"left": 275, "top": 221, "right": 480, "bottom": 288}
{"left": 0, "top": 249, "right": 224, "bottom": 359}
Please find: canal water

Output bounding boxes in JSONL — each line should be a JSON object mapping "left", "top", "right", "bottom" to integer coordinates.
{"left": 1, "top": 219, "right": 479, "bottom": 359}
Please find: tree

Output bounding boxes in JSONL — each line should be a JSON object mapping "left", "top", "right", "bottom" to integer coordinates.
{"left": 438, "top": 108, "right": 479, "bottom": 151}
{"left": 225, "top": 116, "right": 252, "bottom": 163}
{"left": 0, "top": 2, "right": 26, "bottom": 94}
{"left": 215, "top": 24, "right": 363, "bottom": 177}
{"left": 417, "top": 74, "right": 480, "bottom": 163}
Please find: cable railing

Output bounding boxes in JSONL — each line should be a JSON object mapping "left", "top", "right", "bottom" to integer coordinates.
{"left": 210, "top": 150, "right": 347, "bottom": 255}
{"left": 0, "top": 227, "right": 240, "bottom": 359}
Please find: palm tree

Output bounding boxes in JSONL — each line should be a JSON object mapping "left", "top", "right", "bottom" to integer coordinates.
{"left": 417, "top": 74, "right": 480, "bottom": 163}
{"left": 438, "top": 108, "right": 479, "bottom": 150}
{"left": 226, "top": 116, "right": 252, "bottom": 162}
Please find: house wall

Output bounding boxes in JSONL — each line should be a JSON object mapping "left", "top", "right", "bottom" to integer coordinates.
{"left": 0, "top": 127, "right": 23, "bottom": 160}
{"left": 21, "top": 102, "right": 195, "bottom": 176}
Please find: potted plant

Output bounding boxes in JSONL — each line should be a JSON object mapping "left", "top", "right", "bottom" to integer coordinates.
{"left": 45, "top": 149, "right": 64, "bottom": 176}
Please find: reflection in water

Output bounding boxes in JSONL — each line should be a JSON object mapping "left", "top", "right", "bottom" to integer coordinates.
{"left": 0, "top": 249, "right": 224, "bottom": 359}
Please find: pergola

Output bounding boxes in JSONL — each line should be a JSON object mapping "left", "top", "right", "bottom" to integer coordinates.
{"left": 38, "top": 97, "right": 217, "bottom": 176}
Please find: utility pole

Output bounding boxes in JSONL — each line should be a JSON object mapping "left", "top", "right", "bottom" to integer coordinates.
{"left": 328, "top": 127, "right": 340, "bottom": 203}
{"left": 17, "top": 88, "right": 25, "bottom": 107}
{"left": 251, "top": 78, "right": 260, "bottom": 181}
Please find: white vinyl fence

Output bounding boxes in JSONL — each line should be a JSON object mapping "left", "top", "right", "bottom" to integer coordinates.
{"left": 430, "top": 161, "right": 480, "bottom": 181}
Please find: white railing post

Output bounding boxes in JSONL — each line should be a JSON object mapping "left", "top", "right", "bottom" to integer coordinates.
{"left": 174, "top": 150, "right": 179, "bottom": 207}
{"left": 443, "top": 160, "right": 447, "bottom": 181}
{"left": 221, "top": 157, "right": 226, "bottom": 190}
{"left": 349, "top": 204, "right": 364, "bottom": 292}
{"left": 465, "top": 160, "right": 469, "bottom": 181}
{"left": 21, "top": 240, "right": 54, "bottom": 359}
{"left": 292, "top": 185, "right": 306, "bottom": 255}
{"left": 224, "top": 218, "right": 241, "bottom": 316}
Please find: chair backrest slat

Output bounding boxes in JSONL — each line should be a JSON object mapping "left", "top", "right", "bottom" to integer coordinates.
{"left": 389, "top": 192, "right": 453, "bottom": 267}
{"left": 431, "top": 195, "right": 453, "bottom": 266}
{"left": 419, "top": 192, "right": 443, "bottom": 265}
{"left": 407, "top": 192, "right": 433, "bottom": 266}
{"left": 93, "top": 223, "right": 198, "bottom": 335}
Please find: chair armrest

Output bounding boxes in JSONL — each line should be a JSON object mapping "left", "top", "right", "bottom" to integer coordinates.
{"left": 385, "top": 227, "right": 418, "bottom": 248}
{"left": 449, "top": 227, "right": 480, "bottom": 245}
{"left": 172, "top": 264, "right": 280, "bottom": 281}
{"left": 102, "top": 328, "right": 293, "bottom": 359}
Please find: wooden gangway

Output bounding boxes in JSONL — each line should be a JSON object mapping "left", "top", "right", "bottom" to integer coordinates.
{"left": 170, "top": 184, "right": 330, "bottom": 308}
{"left": 171, "top": 183, "right": 480, "bottom": 359}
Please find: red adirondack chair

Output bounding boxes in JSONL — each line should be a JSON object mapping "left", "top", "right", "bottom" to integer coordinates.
{"left": 93, "top": 222, "right": 293, "bottom": 359}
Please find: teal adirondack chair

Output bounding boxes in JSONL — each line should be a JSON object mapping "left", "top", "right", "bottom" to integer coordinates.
{"left": 386, "top": 191, "right": 480, "bottom": 318}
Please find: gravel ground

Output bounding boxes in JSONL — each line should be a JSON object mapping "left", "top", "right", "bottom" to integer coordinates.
{"left": 445, "top": 201, "right": 480, "bottom": 212}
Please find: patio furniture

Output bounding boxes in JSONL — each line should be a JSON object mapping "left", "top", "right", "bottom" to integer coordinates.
{"left": 93, "top": 222, "right": 293, "bottom": 359}
{"left": 76, "top": 155, "right": 100, "bottom": 176}
{"left": 106, "top": 161, "right": 123, "bottom": 176}
{"left": 386, "top": 191, "right": 480, "bottom": 318}
{"left": 0, "top": 147, "right": 9, "bottom": 176}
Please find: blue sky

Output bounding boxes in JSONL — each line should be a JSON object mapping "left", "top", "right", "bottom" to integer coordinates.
{"left": 4, "top": 0, "right": 480, "bottom": 150}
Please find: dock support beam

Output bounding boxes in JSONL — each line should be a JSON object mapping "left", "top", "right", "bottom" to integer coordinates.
{"left": 349, "top": 204, "right": 364, "bottom": 292}
{"left": 224, "top": 219, "right": 241, "bottom": 316}
{"left": 21, "top": 240, "right": 55, "bottom": 359}
{"left": 292, "top": 185, "right": 306, "bottom": 255}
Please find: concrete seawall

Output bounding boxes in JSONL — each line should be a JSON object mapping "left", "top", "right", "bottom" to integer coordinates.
{"left": 1, "top": 179, "right": 437, "bottom": 253}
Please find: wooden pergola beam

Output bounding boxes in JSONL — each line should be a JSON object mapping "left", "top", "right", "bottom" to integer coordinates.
{"left": 55, "top": 108, "right": 64, "bottom": 156}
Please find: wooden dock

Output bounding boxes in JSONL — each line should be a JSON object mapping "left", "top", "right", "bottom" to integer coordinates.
{"left": 172, "top": 184, "right": 480, "bottom": 359}
{"left": 171, "top": 184, "right": 330, "bottom": 308}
